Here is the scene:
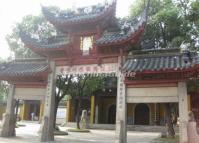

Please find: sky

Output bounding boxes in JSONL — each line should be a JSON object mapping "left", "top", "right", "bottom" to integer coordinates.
{"left": 0, "top": 0, "right": 134, "bottom": 59}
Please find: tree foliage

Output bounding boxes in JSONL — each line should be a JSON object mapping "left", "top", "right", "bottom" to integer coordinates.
{"left": 6, "top": 15, "right": 56, "bottom": 59}
{"left": 0, "top": 59, "right": 8, "bottom": 103}
{"left": 53, "top": 75, "right": 73, "bottom": 129}
{"left": 53, "top": 74, "right": 113, "bottom": 129}
{"left": 0, "top": 81, "right": 8, "bottom": 103}
{"left": 67, "top": 75, "right": 107, "bottom": 129}
{"left": 130, "top": 0, "right": 199, "bottom": 49}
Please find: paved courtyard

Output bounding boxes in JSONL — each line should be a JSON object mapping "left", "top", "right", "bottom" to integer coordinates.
{"left": 0, "top": 122, "right": 160, "bottom": 143}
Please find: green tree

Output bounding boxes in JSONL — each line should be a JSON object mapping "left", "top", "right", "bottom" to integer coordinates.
{"left": 130, "top": 0, "right": 199, "bottom": 49}
{"left": 0, "top": 81, "right": 8, "bottom": 103}
{"left": 68, "top": 75, "right": 105, "bottom": 129}
{"left": 6, "top": 14, "right": 63, "bottom": 128}
{"left": 54, "top": 75, "right": 115, "bottom": 130}
{"left": 0, "top": 59, "right": 9, "bottom": 103}
{"left": 6, "top": 15, "right": 56, "bottom": 59}
{"left": 54, "top": 75, "right": 72, "bottom": 129}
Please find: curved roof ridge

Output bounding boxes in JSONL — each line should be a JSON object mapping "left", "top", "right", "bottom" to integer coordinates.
{"left": 96, "top": 0, "right": 150, "bottom": 46}
{"left": 0, "top": 59, "right": 49, "bottom": 78}
{"left": 127, "top": 53, "right": 183, "bottom": 59}
{"left": 13, "top": 58, "right": 47, "bottom": 64}
{"left": 42, "top": 1, "right": 116, "bottom": 26}
{"left": 123, "top": 51, "right": 199, "bottom": 73}
{"left": 20, "top": 31, "right": 69, "bottom": 49}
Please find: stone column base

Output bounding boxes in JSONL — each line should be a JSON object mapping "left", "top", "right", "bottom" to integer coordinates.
{"left": 0, "top": 113, "right": 16, "bottom": 137}
{"left": 115, "top": 120, "right": 126, "bottom": 143}
{"left": 40, "top": 116, "right": 54, "bottom": 142}
{"left": 179, "top": 121, "right": 188, "bottom": 143}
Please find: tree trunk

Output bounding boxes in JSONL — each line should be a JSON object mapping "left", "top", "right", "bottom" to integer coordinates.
{"left": 76, "top": 96, "right": 81, "bottom": 129}
{"left": 160, "top": 23, "right": 167, "bottom": 48}
{"left": 164, "top": 103, "right": 175, "bottom": 138}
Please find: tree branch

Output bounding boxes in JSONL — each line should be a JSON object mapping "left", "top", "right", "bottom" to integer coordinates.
{"left": 80, "top": 76, "right": 89, "bottom": 96}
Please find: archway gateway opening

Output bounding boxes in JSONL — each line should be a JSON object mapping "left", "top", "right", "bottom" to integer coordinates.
{"left": 108, "top": 104, "right": 116, "bottom": 124}
{"left": 18, "top": 100, "right": 41, "bottom": 121}
{"left": 56, "top": 63, "right": 118, "bottom": 125}
{"left": 134, "top": 103, "right": 150, "bottom": 125}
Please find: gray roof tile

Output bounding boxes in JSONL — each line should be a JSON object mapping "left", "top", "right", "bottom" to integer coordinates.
{"left": 20, "top": 32, "right": 69, "bottom": 49}
{"left": 96, "top": 1, "right": 149, "bottom": 46}
{"left": 0, "top": 59, "right": 49, "bottom": 77}
{"left": 123, "top": 54, "right": 199, "bottom": 72}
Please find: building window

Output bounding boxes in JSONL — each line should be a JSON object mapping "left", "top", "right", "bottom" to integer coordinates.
{"left": 80, "top": 36, "right": 93, "bottom": 55}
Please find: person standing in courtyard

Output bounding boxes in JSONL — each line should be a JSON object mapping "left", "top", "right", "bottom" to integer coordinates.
{"left": 31, "top": 112, "right": 35, "bottom": 121}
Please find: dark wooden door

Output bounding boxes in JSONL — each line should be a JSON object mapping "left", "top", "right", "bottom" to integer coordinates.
{"left": 192, "top": 95, "right": 199, "bottom": 124}
{"left": 108, "top": 105, "right": 116, "bottom": 124}
{"left": 134, "top": 104, "right": 150, "bottom": 125}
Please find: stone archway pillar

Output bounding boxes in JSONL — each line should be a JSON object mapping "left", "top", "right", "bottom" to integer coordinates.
{"left": 178, "top": 82, "right": 188, "bottom": 143}
{"left": 40, "top": 61, "right": 56, "bottom": 142}
{"left": 115, "top": 57, "right": 127, "bottom": 143}
{"left": 0, "top": 84, "right": 16, "bottom": 137}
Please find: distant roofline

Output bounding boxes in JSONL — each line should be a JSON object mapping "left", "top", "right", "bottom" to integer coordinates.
{"left": 42, "top": 0, "right": 116, "bottom": 27}
{"left": 14, "top": 58, "right": 46, "bottom": 62}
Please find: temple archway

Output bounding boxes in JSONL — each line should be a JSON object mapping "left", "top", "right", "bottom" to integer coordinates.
{"left": 27, "top": 100, "right": 40, "bottom": 120}
{"left": 134, "top": 103, "right": 150, "bottom": 125}
{"left": 108, "top": 104, "right": 116, "bottom": 124}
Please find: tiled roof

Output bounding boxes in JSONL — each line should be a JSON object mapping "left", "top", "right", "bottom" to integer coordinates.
{"left": 0, "top": 59, "right": 49, "bottom": 77}
{"left": 123, "top": 53, "right": 199, "bottom": 72}
{"left": 42, "top": 1, "right": 116, "bottom": 25}
{"left": 96, "top": 1, "right": 149, "bottom": 46}
{"left": 20, "top": 32, "right": 70, "bottom": 49}
{"left": 96, "top": 32, "right": 130, "bottom": 45}
{"left": 21, "top": 1, "right": 149, "bottom": 49}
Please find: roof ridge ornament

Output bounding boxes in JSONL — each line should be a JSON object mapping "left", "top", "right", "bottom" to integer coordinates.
{"left": 41, "top": 1, "right": 116, "bottom": 28}
{"left": 123, "top": 0, "right": 150, "bottom": 35}
{"left": 96, "top": 0, "right": 150, "bottom": 47}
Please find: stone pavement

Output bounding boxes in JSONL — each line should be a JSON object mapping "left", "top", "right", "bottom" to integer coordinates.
{"left": 0, "top": 122, "right": 160, "bottom": 143}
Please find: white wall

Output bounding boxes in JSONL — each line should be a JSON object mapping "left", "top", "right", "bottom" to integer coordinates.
{"left": 127, "top": 86, "right": 178, "bottom": 103}
{"left": 14, "top": 87, "right": 45, "bottom": 101}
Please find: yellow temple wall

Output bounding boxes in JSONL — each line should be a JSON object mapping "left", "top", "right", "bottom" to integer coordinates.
{"left": 110, "top": 102, "right": 165, "bottom": 125}
{"left": 18, "top": 104, "right": 23, "bottom": 119}
{"left": 187, "top": 95, "right": 191, "bottom": 111}
{"left": 39, "top": 102, "right": 44, "bottom": 121}
{"left": 66, "top": 99, "right": 73, "bottom": 122}
{"left": 21, "top": 101, "right": 30, "bottom": 120}
{"left": 66, "top": 96, "right": 117, "bottom": 124}
{"left": 0, "top": 104, "right": 6, "bottom": 120}
{"left": 127, "top": 103, "right": 134, "bottom": 117}
{"left": 66, "top": 96, "right": 166, "bottom": 125}
{"left": 100, "top": 97, "right": 116, "bottom": 123}
{"left": 159, "top": 104, "right": 165, "bottom": 120}
{"left": 90, "top": 96, "right": 95, "bottom": 124}
{"left": 18, "top": 101, "right": 43, "bottom": 121}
